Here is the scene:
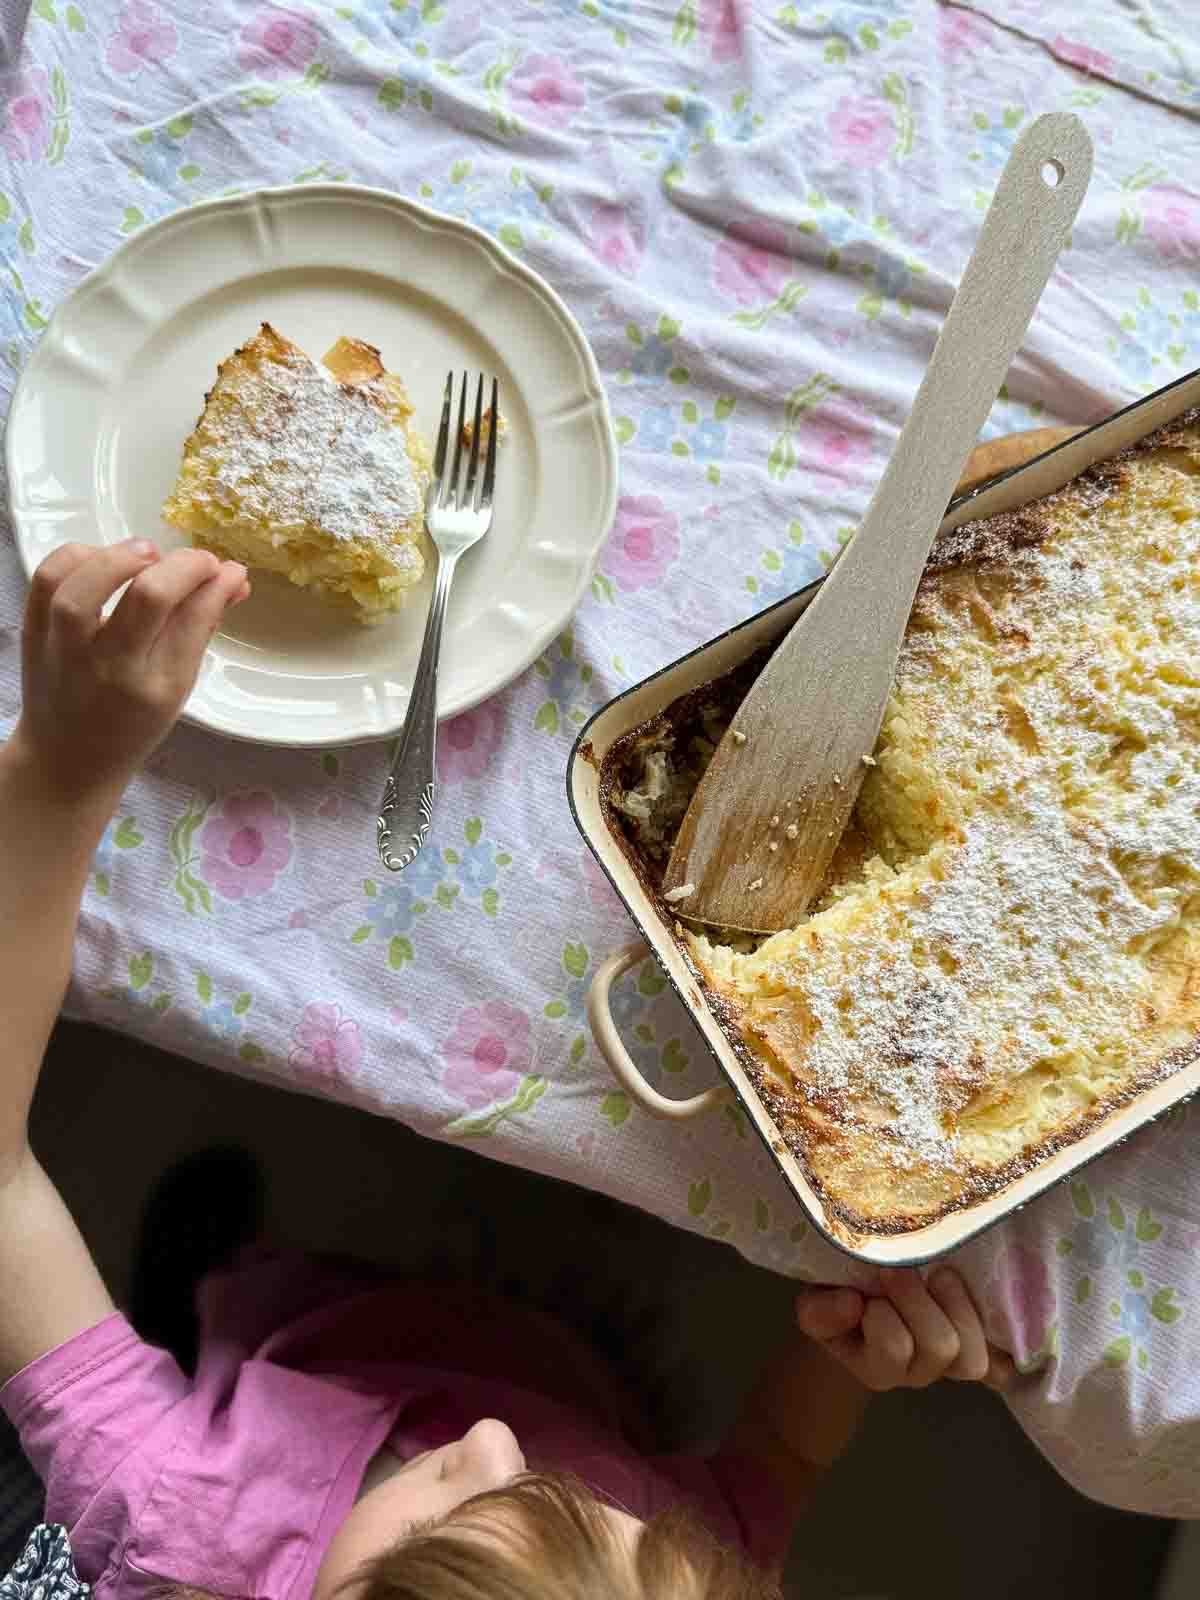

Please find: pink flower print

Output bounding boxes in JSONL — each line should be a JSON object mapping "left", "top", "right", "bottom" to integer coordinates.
{"left": 938, "top": 8, "right": 989, "bottom": 63}
{"left": 713, "top": 221, "right": 793, "bottom": 307}
{"left": 2, "top": 69, "right": 50, "bottom": 163}
{"left": 701, "top": 0, "right": 742, "bottom": 63}
{"left": 106, "top": 1, "right": 179, "bottom": 75}
{"left": 290, "top": 1002, "right": 362, "bottom": 1081}
{"left": 237, "top": 5, "right": 320, "bottom": 80}
{"left": 985, "top": 1244, "right": 1056, "bottom": 1365}
{"left": 1141, "top": 187, "right": 1200, "bottom": 264}
{"left": 508, "top": 55, "right": 585, "bottom": 132}
{"left": 1052, "top": 37, "right": 1115, "bottom": 78}
{"left": 828, "top": 95, "right": 895, "bottom": 170}
{"left": 604, "top": 494, "right": 681, "bottom": 594}
{"left": 533, "top": 847, "right": 622, "bottom": 914}
{"left": 588, "top": 203, "right": 644, "bottom": 279}
{"left": 287, "top": 909, "right": 310, "bottom": 929}
{"left": 199, "top": 791, "right": 293, "bottom": 901}
{"left": 437, "top": 700, "right": 506, "bottom": 784}
{"left": 441, "top": 1001, "right": 532, "bottom": 1110}
{"left": 803, "top": 394, "right": 876, "bottom": 483}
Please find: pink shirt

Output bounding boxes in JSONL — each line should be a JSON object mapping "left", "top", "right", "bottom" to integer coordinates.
{"left": 1, "top": 1255, "right": 789, "bottom": 1599}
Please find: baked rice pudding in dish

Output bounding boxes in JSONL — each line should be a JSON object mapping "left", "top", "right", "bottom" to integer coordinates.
{"left": 163, "top": 323, "right": 431, "bottom": 623}
{"left": 603, "top": 413, "right": 1200, "bottom": 1234}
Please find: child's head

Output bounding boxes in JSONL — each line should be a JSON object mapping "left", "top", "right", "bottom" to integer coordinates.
{"left": 309, "top": 1419, "right": 779, "bottom": 1600}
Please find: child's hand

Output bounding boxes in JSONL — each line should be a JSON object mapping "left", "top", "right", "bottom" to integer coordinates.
{"left": 794, "top": 1267, "right": 1017, "bottom": 1392}
{"left": 16, "top": 540, "right": 248, "bottom": 804}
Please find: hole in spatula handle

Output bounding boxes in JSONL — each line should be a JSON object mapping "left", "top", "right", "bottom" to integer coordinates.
{"left": 1041, "top": 159, "right": 1065, "bottom": 188}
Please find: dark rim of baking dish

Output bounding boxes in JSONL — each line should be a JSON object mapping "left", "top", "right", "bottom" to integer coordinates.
{"left": 565, "top": 366, "right": 1200, "bottom": 1264}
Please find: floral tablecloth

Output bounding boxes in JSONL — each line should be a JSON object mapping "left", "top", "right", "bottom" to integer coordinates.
{"left": 3, "top": 0, "right": 1200, "bottom": 1517}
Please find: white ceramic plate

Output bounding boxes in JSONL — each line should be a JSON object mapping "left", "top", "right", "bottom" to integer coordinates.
{"left": 5, "top": 184, "right": 618, "bottom": 747}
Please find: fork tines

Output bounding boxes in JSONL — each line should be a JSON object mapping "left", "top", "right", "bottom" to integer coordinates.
{"left": 433, "top": 370, "right": 499, "bottom": 512}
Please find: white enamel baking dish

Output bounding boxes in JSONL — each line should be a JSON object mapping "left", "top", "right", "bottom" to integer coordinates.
{"left": 568, "top": 368, "right": 1200, "bottom": 1265}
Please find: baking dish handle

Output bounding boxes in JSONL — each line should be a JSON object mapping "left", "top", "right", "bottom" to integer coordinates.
{"left": 587, "top": 942, "right": 727, "bottom": 1120}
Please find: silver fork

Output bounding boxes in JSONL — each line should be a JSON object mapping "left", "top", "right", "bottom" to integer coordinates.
{"left": 377, "top": 370, "right": 498, "bottom": 872}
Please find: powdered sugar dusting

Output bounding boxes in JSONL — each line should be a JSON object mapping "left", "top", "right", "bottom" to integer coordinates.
{"left": 206, "top": 341, "right": 422, "bottom": 547}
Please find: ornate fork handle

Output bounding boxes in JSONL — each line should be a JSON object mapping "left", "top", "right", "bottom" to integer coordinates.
{"left": 377, "top": 551, "right": 459, "bottom": 871}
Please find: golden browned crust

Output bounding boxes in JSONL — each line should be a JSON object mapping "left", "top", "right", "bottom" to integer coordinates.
{"left": 599, "top": 408, "right": 1200, "bottom": 1234}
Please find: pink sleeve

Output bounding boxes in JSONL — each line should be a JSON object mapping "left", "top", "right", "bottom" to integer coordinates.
{"left": 649, "top": 1447, "right": 793, "bottom": 1574}
{"left": 0, "top": 1314, "right": 191, "bottom": 1534}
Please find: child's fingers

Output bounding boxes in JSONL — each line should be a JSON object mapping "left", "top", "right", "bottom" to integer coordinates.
{"left": 153, "top": 562, "right": 248, "bottom": 676}
{"left": 100, "top": 548, "right": 222, "bottom": 658}
{"left": 25, "top": 543, "right": 96, "bottom": 633}
{"left": 983, "top": 1348, "right": 1019, "bottom": 1392}
{"left": 926, "top": 1267, "right": 990, "bottom": 1381}
{"left": 794, "top": 1286, "right": 865, "bottom": 1342}
{"left": 875, "top": 1268, "right": 961, "bottom": 1387}
{"left": 40, "top": 540, "right": 160, "bottom": 644}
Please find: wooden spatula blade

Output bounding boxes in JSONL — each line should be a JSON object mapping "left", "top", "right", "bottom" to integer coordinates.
{"left": 663, "top": 113, "right": 1093, "bottom": 936}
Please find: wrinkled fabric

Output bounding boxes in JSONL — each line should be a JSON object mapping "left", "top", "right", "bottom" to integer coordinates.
{"left": 1, "top": 0, "right": 1199, "bottom": 1516}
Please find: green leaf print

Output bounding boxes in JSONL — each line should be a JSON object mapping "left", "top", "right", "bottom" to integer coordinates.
{"left": 600, "top": 1091, "right": 630, "bottom": 1127}
{"left": 1075, "top": 1276, "right": 1091, "bottom": 1305}
{"left": 463, "top": 817, "right": 482, "bottom": 848}
{"left": 121, "top": 206, "right": 145, "bottom": 234}
{"left": 880, "top": 73, "right": 913, "bottom": 158}
{"left": 1136, "top": 1207, "right": 1163, "bottom": 1243}
{"left": 322, "top": 753, "right": 339, "bottom": 777}
{"left": 754, "top": 1198, "right": 770, "bottom": 1232}
{"left": 388, "top": 936, "right": 413, "bottom": 968}
{"left": 351, "top": 926, "right": 373, "bottom": 944}
{"left": 449, "top": 1075, "right": 547, "bottom": 1138}
{"left": 1103, "top": 1335, "right": 1132, "bottom": 1368}
{"left": 682, "top": 400, "right": 699, "bottom": 424}
{"left": 94, "top": 873, "right": 110, "bottom": 898}
{"left": 32, "top": 0, "right": 56, "bottom": 21}
{"left": 66, "top": 3, "right": 85, "bottom": 27}
{"left": 688, "top": 1178, "right": 712, "bottom": 1216}
{"left": 533, "top": 701, "right": 559, "bottom": 735}
{"left": 544, "top": 1000, "right": 567, "bottom": 1019}
{"left": 662, "top": 1039, "right": 687, "bottom": 1074}
{"left": 379, "top": 79, "right": 406, "bottom": 111}
{"left": 614, "top": 416, "right": 635, "bottom": 446}
{"left": 658, "top": 314, "right": 681, "bottom": 341}
{"left": 1151, "top": 1288, "right": 1182, "bottom": 1325}
{"left": 233, "top": 993, "right": 252, "bottom": 1016}
{"left": 626, "top": 322, "right": 643, "bottom": 346}
{"left": 239, "top": 1041, "right": 266, "bottom": 1065}
{"left": 435, "top": 883, "right": 459, "bottom": 910}
{"left": 1107, "top": 1196, "right": 1126, "bottom": 1232}
{"left": 1071, "top": 1181, "right": 1094, "bottom": 1219}
{"left": 563, "top": 942, "right": 588, "bottom": 980}
{"left": 714, "top": 395, "right": 736, "bottom": 421}
{"left": 672, "top": 0, "right": 696, "bottom": 48}
{"left": 114, "top": 818, "right": 143, "bottom": 849}
{"left": 789, "top": 1220, "right": 808, "bottom": 1243}
{"left": 668, "top": 365, "right": 689, "bottom": 384}
{"left": 196, "top": 972, "right": 213, "bottom": 1005}
{"left": 637, "top": 961, "right": 666, "bottom": 997}
{"left": 481, "top": 888, "right": 499, "bottom": 918}
{"left": 724, "top": 1104, "right": 747, "bottom": 1139}
{"left": 706, "top": 464, "right": 720, "bottom": 485}
{"left": 569, "top": 1036, "right": 585, "bottom": 1065}
{"left": 499, "top": 223, "right": 523, "bottom": 254}
{"left": 129, "top": 953, "right": 153, "bottom": 991}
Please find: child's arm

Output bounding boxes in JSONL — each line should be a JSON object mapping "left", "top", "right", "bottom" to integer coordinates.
{"left": 727, "top": 1267, "right": 1015, "bottom": 1527}
{"left": 0, "top": 540, "right": 247, "bottom": 1382}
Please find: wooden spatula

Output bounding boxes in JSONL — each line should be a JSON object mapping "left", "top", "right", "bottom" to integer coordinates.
{"left": 662, "top": 112, "right": 1093, "bottom": 936}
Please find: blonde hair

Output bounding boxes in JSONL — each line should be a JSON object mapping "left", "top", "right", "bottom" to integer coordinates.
{"left": 350, "top": 1471, "right": 781, "bottom": 1600}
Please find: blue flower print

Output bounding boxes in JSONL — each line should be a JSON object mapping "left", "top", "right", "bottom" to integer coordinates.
{"left": 752, "top": 537, "right": 824, "bottom": 604}
{"left": 873, "top": 252, "right": 915, "bottom": 302}
{"left": 202, "top": 1001, "right": 242, "bottom": 1042}
{"left": 1116, "top": 1291, "right": 1151, "bottom": 1340}
{"left": 453, "top": 838, "right": 500, "bottom": 895}
{"left": 402, "top": 849, "right": 447, "bottom": 901}
{"left": 1133, "top": 298, "right": 1177, "bottom": 351}
{"left": 637, "top": 405, "right": 675, "bottom": 452}
{"left": 608, "top": 974, "right": 648, "bottom": 1035}
{"left": 631, "top": 334, "right": 673, "bottom": 378}
{"left": 975, "top": 120, "right": 1021, "bottom": 168}
{"left": 349, "top": 0, "right": 423, "bottom": 48}
{"left": 690, "top": 418, "right": 727, "bottom": 463}
{"left": 366, "top": 882, "right": 420, "bottom": 937}
{"left": 93, "top": 824, "right": 116, "bottom": 877}
{"left": 561, "top": 974, "right": 588, "bottom": 1021}
{"left": 1071, "top": 1215, "right": 1140, "bottom": 1273}
{"left": 1114, "top": 338, "right": 1157, "bottom": 386}
{"left": 541, "top": 650, "right": 582, "bottom": 711}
